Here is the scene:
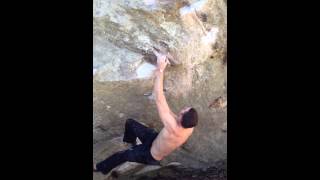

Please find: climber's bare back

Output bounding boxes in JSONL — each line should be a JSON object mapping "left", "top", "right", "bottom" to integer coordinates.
{"left": 151, "top": 120, "right": 193, "bottom": 161}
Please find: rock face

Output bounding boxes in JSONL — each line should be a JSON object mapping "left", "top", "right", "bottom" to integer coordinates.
{"left": 93, "top": 0, "right": 227, "bottom": 178}
{"left": 118, "top": 160, "right": 227, "bottom": 180}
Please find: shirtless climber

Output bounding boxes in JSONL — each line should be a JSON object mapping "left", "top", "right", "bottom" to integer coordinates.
{"left": 93, "top": 49, "right": 198, "bottom": 175}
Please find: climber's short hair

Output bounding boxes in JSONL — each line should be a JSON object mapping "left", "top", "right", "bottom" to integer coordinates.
{"left": 181, "top": 108, "right": 198, "bottom": 128}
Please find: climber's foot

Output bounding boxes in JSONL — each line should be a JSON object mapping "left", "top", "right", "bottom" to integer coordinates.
{"left": 93, "top": 163, "right": 99, "bottom": 172}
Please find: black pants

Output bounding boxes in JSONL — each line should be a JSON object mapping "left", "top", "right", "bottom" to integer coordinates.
{"left": 96, "top": 119, "right": 160, "bottom": 174}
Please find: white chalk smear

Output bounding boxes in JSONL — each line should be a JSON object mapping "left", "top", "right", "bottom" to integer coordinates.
{"left": 202, "top": 27, "right": 219, "bottom": 44}
{"left": 180, "top": 0, "right": 207, "bottom": 16}
{"left": 179, "top": 6, "right": 192, "bottom": 16}
{"left": 136, "top": 62, "right": 157, "bottom": 78}
{"left": 144, "top": 0, "right": 156, "bottom": 6}
{"left": 192, "top": 0, "right": 207, "bottom": 9}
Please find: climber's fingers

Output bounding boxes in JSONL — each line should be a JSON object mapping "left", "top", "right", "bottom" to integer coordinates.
{"left": 165, "top": 57, "right": 171, "bottom": 65}
{"left": 152, "top": 48, "right": 166, "bottom": 60}
{"left": 153, "top": 46, "right": 168, "bottom": 56}
{"left": 152, "top": 46, "right": 161, "bottom": 57}
{"left": 152, "top": 49, "right": 159, "bottom": 57}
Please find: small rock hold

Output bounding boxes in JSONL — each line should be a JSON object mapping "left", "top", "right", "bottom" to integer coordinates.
{"left": 167, "top": 162, "right": 182, "bottom": 167}
{"left": 148, "top": 94, "right": 156, "bottom": 100}
{"left": 144, "top": 92, "right": 152, "bottom": 96}
{"left": 182, "top": 0, "right": 190, "bottom": 7}
{"left": 208, "top": 96, "right": 223, "bottom": 109}
{"left": 97, "top": 125, "right": 107, "bottom": 132}
{"left": 212, "top": 42, "right": 219, "bottom": 50}
{"left": 119, "top": 113, "right": 125, "bottom": 118}
{"left": 199, "top": 13, "right": 207, "bottom": 22}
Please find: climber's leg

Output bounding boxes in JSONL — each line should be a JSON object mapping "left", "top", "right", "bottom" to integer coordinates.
{"left": 95, "top": 149, "right": 129, "bottom": 175}
{"left": 123, "top": 119, "right": 158, "bottom": 145}
{"left": 95, "top": 144, "right": 160, "bottom": 175}
{"left": 126, "top": 144, "right": 161, "bottom": 165}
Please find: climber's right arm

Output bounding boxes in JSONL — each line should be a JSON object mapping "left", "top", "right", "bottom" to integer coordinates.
{"left": 153, "top": 50, "right": 177, "bottom": 133}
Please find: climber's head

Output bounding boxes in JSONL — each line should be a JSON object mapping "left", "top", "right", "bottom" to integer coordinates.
{"left": 178, "top": 107, "right": 198, "bottom": 128}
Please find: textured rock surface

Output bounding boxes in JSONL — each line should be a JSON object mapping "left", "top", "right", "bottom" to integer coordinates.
{"left": 93, "top": 0, "right": 227, "bottom": 178}
{"left": 94, "top": 160, "right": 227, "bottom": 180}
{"left": 118, "top": 160, "right": 227, "bottom": 180}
